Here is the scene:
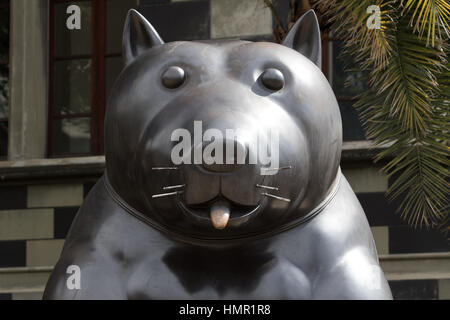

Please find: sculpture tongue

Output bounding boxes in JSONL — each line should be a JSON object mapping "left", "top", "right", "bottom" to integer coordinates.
{"left": 210, "top": 200, "right": 231, "bottom": 230}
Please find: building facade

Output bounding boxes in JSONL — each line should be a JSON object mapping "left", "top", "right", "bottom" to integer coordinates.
{"left": 0, "top": 0, "right": 448, "bottom": 300}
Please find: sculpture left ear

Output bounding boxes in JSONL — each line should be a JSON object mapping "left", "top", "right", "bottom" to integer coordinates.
{"left": 123, "top": 9, "right": 164, "bottom": 66}
{"left": 282, "top": 9, "right": 322, "bottom": 68}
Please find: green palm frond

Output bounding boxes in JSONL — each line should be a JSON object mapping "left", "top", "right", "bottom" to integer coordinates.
{"left": 317, "top": 0, "right": 397, "bottom": 68}
{"left": 312, "top": 0, "right": 449, "bottom": 233}
{"left": 401, "top": 0, "right": 450, "bottom": 47}
{"left": 362, "top": 18, "right": 449, "bottom": 228}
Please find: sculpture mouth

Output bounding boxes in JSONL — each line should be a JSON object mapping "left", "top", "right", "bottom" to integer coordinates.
{"left": 178, "top": 197, "right": 261, "bottom": 230}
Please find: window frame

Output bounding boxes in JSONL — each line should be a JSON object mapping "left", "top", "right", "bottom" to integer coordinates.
{"left": 0, "top": 0, "right": 10, "bottom": 159}
{"left": 322, "top": 33, "right": 366, "bottom": 141}
{"left": 48, "top": 0, "right": 108, "bottom": 157}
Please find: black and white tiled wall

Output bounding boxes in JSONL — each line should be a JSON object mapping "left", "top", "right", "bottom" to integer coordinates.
{"left": 343, "top": 166, "right": 449, "bottom": 255}
{"left": 342, "top": 165, "right": 450, "bottom": 300}
{"left": 0, "top": 181, "right": 94, "bottom": 300}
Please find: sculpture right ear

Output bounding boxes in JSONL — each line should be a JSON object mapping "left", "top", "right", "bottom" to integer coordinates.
{"left": 123, "top": 9, "right": 164, "bottom": 66}
{"left": 282, "top": 10, "right": 322, "bottom": 68}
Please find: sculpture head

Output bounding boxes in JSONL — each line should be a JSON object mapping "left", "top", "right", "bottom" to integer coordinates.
{"left": 104, "top": 9, "right": 342, "bottom": 239}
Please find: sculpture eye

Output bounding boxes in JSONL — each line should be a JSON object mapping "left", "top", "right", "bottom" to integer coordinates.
{"left": 260, "top": 68, "right": 285, "bottom": 91}
{"left": 161, "top": 66, "right": 186, "bottom": 89}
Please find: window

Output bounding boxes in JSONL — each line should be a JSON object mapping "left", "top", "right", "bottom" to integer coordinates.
{"left": 49, "top": 0, "right": 137, "bottom": 156}
{"left": 323, "top": 35, "right": 367, "bottom": 141}
{"left": 0, "top": 0, "right": 9, "bottom": 158}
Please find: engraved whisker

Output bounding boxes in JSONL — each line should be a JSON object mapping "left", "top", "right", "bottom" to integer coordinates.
{"left": 152, "top": 191, "right": 183, "bottom": 199}
{"left": 163, "top": 184, "right": 186, "bottom": 190}
{"left": 261, "top": 193, "right": 291, "bottom": 203}
{"left": 256, "top": 184, "right": 279, "bottom": 191}
{"left": 152, "top": 167, "right": 179, "bottom": 171}
{"left": 260, "top": 166, "right": 292, "bottom": 173}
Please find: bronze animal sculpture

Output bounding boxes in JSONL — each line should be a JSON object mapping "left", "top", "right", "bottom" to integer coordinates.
{"left": 44, "top": 9, "right": 392, "bottom": 299}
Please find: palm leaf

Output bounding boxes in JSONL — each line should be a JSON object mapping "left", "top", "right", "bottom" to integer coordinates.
{"left": 313, "top": 0, "right": 449, "bottom": 235}
{"left": 401, "top": 0, "right": 450, "bottom": 47}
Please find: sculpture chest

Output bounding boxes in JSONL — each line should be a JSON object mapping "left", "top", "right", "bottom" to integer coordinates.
{"left": 125, "top": 242, "right": 312, "bottom": 299}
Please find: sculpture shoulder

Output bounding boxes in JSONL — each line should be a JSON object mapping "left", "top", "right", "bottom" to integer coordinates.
{"left": 303, "top": 174, "right": 378, "bottom": 257}
{"left": 44, "top": 177, "right": 169, "bottom": 299}
{"left": 283, "top": 175, "right": 392, "bottom": 299}
{"left": 43, "top": 178, "right": 123, "bottom": 299}
{"left": 43, "top": 245, "right": 126, "bottom": 299}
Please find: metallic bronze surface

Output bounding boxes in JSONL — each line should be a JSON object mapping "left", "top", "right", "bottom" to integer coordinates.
{"left": 44, "top": 9, "right": 392, "bottom": 299}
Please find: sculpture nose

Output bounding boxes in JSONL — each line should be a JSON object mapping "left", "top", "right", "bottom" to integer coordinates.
{"left": 200, "top": 138, "right": 247, "bottom": 173}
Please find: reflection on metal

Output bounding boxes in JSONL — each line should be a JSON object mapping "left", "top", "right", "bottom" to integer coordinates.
{"left": 44, "top": 9, "right": 392, "bottom": 300}
{"left": 210, "top": 200, "right": 231, "bottom": 230}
